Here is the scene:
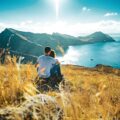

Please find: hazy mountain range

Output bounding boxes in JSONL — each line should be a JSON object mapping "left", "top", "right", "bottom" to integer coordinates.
{"left": 0, "top": 28, "right": 115, "bottom": 63}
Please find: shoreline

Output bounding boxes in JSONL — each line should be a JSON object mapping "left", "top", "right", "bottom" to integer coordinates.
{"left": 62, "top": 64, "right": 120, "bottom": 76}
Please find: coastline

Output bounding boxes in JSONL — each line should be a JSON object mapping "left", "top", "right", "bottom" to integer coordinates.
{"left": 62, "top": 64, "right": 120, "bottom": 76}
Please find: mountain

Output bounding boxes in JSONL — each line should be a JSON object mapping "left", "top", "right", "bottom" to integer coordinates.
{"left": 0, "top": 28, "right": 115, "bottom": 63}
{"left": 78, "top": 31, "right": 115, "bottom": 43}
{"left": 6, "top": 29, "right": 83, "bottom": 53}
{"left": 0, "top": 28, "right": 44, "bottom": 62}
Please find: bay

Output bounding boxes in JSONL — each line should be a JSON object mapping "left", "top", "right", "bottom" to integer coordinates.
{"left": 58, "top": 41, "right": 120, "bottom": 68}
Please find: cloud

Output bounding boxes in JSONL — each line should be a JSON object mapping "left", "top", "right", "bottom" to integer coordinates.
{"left": 20, "top": 20, "right": 33, "bottom": 26}
{"left": 0, "top": 22, "right": 6, "bottom": 31}
{"left": 104, "top": 12, "right": 118, "bottom": 17}
{"left": 0, "top": 20, "right": 34, "bottom": 32}
{"left": 0, "top": 20, "right": 120, "bottom": 36}
{"left": 82, "top": 6, "right": 91, "bottom": 12}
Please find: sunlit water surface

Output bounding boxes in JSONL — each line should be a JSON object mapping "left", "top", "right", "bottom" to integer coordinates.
{"left": 58, "top": 41, "right": 120, "bottom": 68}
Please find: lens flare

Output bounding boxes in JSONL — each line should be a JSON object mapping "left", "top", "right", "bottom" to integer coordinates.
{"left": 55, "top": 0, "right": 60, "bottom": 19}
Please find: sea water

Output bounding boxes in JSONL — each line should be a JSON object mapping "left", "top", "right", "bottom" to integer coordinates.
{"left": 58, "top": 41, "right": 120, "bottom": 68}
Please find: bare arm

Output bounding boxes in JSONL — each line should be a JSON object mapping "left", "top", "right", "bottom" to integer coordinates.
{"left": 35, "top": 57, "right": 39, "bottom": 68}
{"left": 56, "top": 59, "right": 60, "bottom": 64}
{"left": 35, "top": 63, "right": 39, "bottom": 68}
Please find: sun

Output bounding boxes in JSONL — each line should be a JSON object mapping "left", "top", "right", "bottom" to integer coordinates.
{"left": 54, "top": 0, "right": 60, "bottom": 18}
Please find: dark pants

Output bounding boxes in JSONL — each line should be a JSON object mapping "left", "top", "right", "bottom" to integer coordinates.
{"left": 50, "top": 64, "right": 62, "bottom": 77}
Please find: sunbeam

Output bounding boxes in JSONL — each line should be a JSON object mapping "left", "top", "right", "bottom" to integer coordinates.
{"left": 54, "top": 0, "right": 60, "bottom": 19}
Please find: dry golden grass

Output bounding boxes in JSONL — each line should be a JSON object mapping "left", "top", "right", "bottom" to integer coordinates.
{"left": 0, "top": 59, "right": 38, "bottom": 107}
{"left": 59, "top": 65, "right": 120, "bottom": 120}
{"left": 0, "top": 60, "right": 120, "bottom": 120}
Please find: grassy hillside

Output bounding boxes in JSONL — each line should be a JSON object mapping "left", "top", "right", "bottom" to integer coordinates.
{"left": 0, "top": 61, "right": 120, "bottom": 120}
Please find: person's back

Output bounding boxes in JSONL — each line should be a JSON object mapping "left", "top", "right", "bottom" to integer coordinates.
{"left": 37, "top": 55, "right": 57, "bottom": 78}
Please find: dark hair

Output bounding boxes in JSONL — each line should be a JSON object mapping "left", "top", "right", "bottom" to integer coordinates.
{"left": 49, "top": 50, "right": 56, "bottom": 58}
{"left": 45, "top": 46, "right": 51, "bottom": 53}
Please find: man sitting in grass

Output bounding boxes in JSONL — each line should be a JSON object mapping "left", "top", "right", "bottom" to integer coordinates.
{"left": 35, "top": 46, "right": 63, "bottom": 90}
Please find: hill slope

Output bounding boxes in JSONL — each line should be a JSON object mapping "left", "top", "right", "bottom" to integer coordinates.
{"left": 3, "top": 28, "right": 83, "bottom": 53}
{"left": 78, "top": 31, "right": 115, "bottom": 43}
{"left": 0, "top": 64, "right": 119, "bottom": 120}
{"left": 0, "top": 28, "right": 115, "bottom": 62}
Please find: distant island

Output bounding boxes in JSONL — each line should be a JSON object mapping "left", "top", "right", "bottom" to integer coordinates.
{"left": 0, "top": 28, "right": 115, "bottom": 63}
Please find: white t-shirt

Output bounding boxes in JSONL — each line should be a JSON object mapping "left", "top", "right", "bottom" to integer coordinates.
{"left": 37, "top": 55, "right": 57, "bottom": 78}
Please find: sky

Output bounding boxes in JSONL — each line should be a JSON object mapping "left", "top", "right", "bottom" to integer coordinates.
{"left": 0, "top": 0, "right": 120, "bottom": 36}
